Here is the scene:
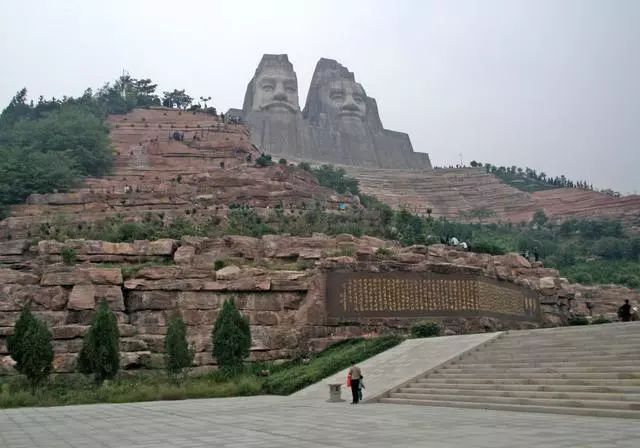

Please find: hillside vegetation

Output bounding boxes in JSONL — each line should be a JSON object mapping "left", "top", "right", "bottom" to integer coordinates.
{"left": 31, "top": 162, "right": 640, "bottom": 290}
{"left": 470, "top": 161, "right": 621, "bottom": 197}
{"left": 0, "top": 75, "right": 199, "bottom": 218}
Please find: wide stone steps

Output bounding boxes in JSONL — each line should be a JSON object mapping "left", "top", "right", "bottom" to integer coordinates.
{"left": 401, "top": 383, "right": 640, "bottom": 394}
{"left": 417, "top": 377, "right": 640, "bottom": 386}
{"left": 464, "top": 350, "right": 640, "bottom": 361}
{"left": 439, "top": 366, "right": 640, "bottom": 374}
{"left": 381, "top": 323, "right": 640, "bottom": 418}
{"left": 428, "top": 370, "right": 640, "bottom": 378}
{"left": 379, "top": 398, "right": 640, "bottom": 419}
{"left": 397, "top": 387, "right": 640, "bottom": 402}
{"left": 387, "top": 392, "right": 640, "bottom": 411}
{"left": 453, "top": 360, "right": 640, "bottom": 368}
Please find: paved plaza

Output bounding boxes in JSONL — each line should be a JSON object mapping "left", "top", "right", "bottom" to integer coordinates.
{"left": 1, "top": 396, "right": 638, "bottom": 448}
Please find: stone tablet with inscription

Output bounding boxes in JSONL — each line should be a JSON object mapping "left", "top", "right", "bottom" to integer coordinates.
{"left": 326, "top": 272, "right": 540, "bottom": 322}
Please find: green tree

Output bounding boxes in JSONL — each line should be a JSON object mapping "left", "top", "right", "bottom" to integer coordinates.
{"left": 211, "top": 299, "right": 251, "bottom": 372}
{"left": 6, "top": 305, "right": 54, "bottom": 392}
{"left": 162, "top": 89, "right": 193, "bottom": 109}
{"left": 164, "top": 314, "right": 194, "bottom": 383}
{"left": 77, "top": 299, "right": 120, "bottom": 385}
{"left": 311, "top": 164, "right": 360, "bottom": 195}
{"left": 532, "top": 210, "right": 549, "bottom": 227}
{"left": 7, "top": 104, "right": 113, "bottom": 177}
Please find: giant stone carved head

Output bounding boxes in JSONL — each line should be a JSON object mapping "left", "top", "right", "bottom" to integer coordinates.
{"left": 303, "top": 58, "right": 375, "bottom": 128}
{"left": 243, "top": 54, "right": 300, "bottom": 114}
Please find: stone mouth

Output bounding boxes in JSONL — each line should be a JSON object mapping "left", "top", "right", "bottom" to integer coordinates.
{"left": 337, "top": 111, "right": 364, "bottom": 120}
{"left": 261, "top": 102, "right": 297, "bottom": 113}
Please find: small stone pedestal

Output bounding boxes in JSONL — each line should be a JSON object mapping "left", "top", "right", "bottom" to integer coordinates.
{"left": 327, "top": 383, "right": 345, "bottom": 402}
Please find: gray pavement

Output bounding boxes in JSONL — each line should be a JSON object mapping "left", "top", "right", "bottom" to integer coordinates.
{"left": 1, "top": 396, "right": 638, "bottom": 448}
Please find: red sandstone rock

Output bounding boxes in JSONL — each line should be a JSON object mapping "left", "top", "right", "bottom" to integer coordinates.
{"left": 0, "top": 269, "right": 40, "bottom": 285}
{"left": 41, "top": 270, "right": 90, "bottom": 286}
{"left": 394, "top": 252, "right": 426, "bottom": 264}
{"left": 215, "top": 265, "right": 241, "bottom": 280}
{"left": 0, "top": 240, "right": 29, "bottom": 255}
{"left": 174, "top": 245, "right": 195, "bottom": 265}
{"left": 51, "top": 325, "right": 88, "bottom": 340}
{"left": 85, "top": 268, "right": 123, "bottom": 285}
{"left": 68, "top": 284, "right": 96, "bottom": 310}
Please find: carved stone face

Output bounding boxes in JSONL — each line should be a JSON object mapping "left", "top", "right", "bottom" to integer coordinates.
{"left": 252, "top": 66, "right": 299, "bottom": 113}
{"left": 320, "top": 79, "right": 367, "bottom": 123}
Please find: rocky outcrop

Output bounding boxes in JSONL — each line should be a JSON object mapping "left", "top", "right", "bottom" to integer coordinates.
{"left": 0, "top": 235, "right": 584, "bottom": 376}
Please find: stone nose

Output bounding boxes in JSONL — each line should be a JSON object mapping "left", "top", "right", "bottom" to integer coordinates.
{"left": 273, "top": 85, "right": 288, "bottom": 101}
{"left": 341, "top": 96, "right": 360, "bottom": 112}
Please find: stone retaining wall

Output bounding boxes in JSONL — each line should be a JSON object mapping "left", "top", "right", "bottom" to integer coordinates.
{"left": 0, "top": 235, "right": 590, "bottom": 375}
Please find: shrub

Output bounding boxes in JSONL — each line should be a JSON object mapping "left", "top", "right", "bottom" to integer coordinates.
{"left": 298, "top": 161, "right": 311, "bottom": 171}
{"left": 211, "top": 299, "right": 251, "bottom": 373}
{"left": 214, "top": 260, "right": 226, "bottom": 271}
{"left": 77, "top": 299, "right": 120, "bottom": 385}
{"left": 410, "top": 321, "right": 442, "bottom": 338}
{"left": 375, "top": 247, "right": 392, "bottom": 258}
{"left": 278, "top": 158, "right": 287, "bottom": 165}
{"left": 61, "top": 247, "right": 77, "bottom": 265}
{"left": 568, "top": 316, "right": 589, "bottom": 326}
{"left": 470, "top": 239, "right": 507, "bottom": 255}
{"left": 164, "top": 314, "right": 194, "bottom": 383}
{"left": 590, "top": 315, "right": 612, "bottom": 325}
{"left": 6, "top": 305, "right": 54, "bottom": 391}
{"left": 255, "top": 153, "right": 273, "bottom": 167}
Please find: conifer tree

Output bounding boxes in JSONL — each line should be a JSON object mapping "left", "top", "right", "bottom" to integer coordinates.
{"left": 7, "top": 305, "right": 54, "bottom": 391}
{"left": 77, "top": 299, "right": 120, "bottom": 385}
{"left": 211, "top": 299, "right": 251, "bottom": 372}
{"left": 165, "top": 313, "right": 193, "bottom": 383}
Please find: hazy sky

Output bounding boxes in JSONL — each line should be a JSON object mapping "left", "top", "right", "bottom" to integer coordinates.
{"left": 1, "top": 0, "right": 638, "bottom": 193}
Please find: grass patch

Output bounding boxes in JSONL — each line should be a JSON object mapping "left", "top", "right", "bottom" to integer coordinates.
{"left": 0, "top": 335, "right": 402, "bottom": 409}
{"left": 262, "top": 335, "right": 402, "bottom": 395}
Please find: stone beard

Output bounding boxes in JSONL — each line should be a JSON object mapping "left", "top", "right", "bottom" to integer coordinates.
{"left": 252, "top": 66, "right": 300, "bottom": 113}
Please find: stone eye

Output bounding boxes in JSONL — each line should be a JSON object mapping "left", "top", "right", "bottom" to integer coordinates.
{"left": 353, "top": 96, "right": 363, "bottom": 104}
{"left": 330, "top": 93, "right": 344, "bottom": 101}
{"left": 262, "top": 85, "right": 274, "bottom": 92}
{"left": 285, "top": 87, "right": 296, "bottom": 93}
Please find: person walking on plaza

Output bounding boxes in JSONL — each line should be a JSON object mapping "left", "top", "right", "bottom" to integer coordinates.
{"left": 618, "top": 299, "right": 632, "bottom": 322}
{"left": 348, "top": 361, "right": 362, "bottom": 404}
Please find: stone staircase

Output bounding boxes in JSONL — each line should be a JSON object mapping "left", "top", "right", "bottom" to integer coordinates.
{"left": 381, "top": 322, "right": 640, "bottom": 418}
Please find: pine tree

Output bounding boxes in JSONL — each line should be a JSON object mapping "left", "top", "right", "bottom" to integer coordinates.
{"left": 6, "top": 305, "right": 54, "bottom": 391}
{"left": 77, "top": 299, "right": 120, "bottom": 385}
{"left": 211, "top": 299, "right": 251, "bottom": 372}
{"left": 165, "top": 313, "right": 194, "bottom": 383}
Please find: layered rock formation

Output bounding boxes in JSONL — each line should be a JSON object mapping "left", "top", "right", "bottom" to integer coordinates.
{"left": 0, "top": 108, "right": 353, "bottom": 240}
{"left": 1, "top": 234, "right": 594, "bottom": 375}
{"left": 233, "top": 55, "right": 432, "bottom": 169}
{"left": 345, "top": 166, "right": 640, "bottom": 229}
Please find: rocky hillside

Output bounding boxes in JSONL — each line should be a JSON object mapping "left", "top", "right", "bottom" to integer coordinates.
{"left": 343, "top": 166, "right": 640, "bottom": 230}
{"left": 0, "top": 108, "right": 352, "bottom": 240}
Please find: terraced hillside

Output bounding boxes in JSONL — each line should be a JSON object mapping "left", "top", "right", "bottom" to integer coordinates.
{"left": 343, "top": 165, "right": 640, "bottom": 229}
{"left": 0, "top": 108, "right": 351, "bottom": 240}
